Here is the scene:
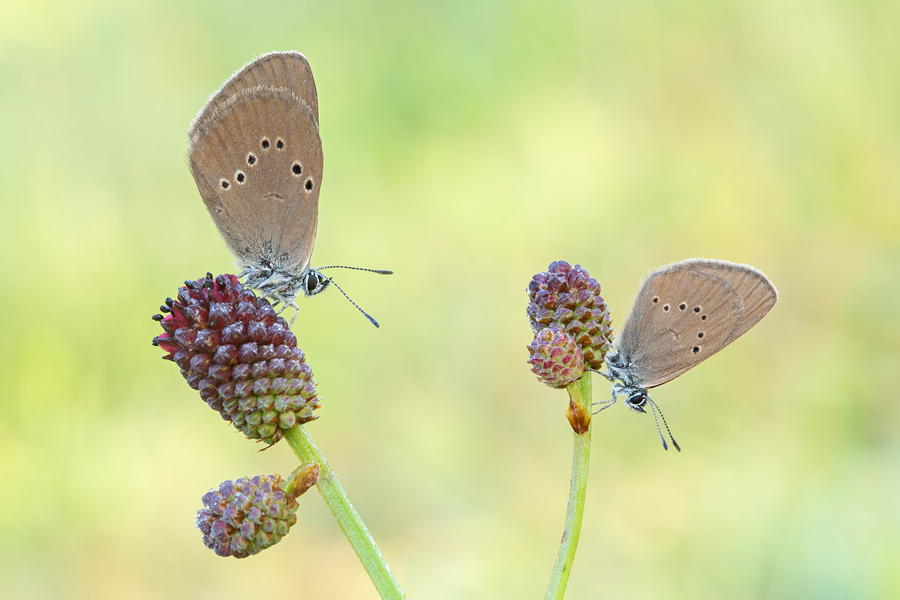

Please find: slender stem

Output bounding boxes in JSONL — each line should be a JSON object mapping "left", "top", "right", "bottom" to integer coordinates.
{"left": 545, "top": 375, "right": 593, "bottom": 600}
{"left": 283, "top": 425, "right": 406, "bottom": 600}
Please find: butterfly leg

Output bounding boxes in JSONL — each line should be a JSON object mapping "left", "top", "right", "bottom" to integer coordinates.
{"left": 588, "top": 368, "right": 615, "bottom": 382}
{"left": 286, "top": 301, "right": 301, "bottom": 325}
{"left": 592, "top": 398, "right": 617, "bottom": 414}
{"left": 592, "top": 382, "right": 621, "bottom": 414}
{"left": 247, "top": 282, "right": 300, "bottom": 325}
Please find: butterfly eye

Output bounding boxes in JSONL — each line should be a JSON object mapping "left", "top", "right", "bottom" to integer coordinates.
{"left": 306, "top": 274, "right": 319, "bottom": 293}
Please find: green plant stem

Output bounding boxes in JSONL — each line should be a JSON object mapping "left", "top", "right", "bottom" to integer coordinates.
{"left": 545, "top": 375, "right": 593, "bottom": 600}
{"left": 283, "top": 425, "right": 406, "bottom": 600}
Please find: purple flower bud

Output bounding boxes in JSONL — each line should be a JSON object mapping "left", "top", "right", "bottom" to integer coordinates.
{"left": 195, "top": 473, "right": 308, "bottom": 558}
{"left": 527, "top": 328, "right": 586, "bottom": 388}
{"left": 526, "top": 261, "right": 614, "bottom": 371}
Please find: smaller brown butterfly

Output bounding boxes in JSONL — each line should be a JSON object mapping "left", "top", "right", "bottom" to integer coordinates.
{"left": 599, "top": 258, "right": 778, "bottom": 450}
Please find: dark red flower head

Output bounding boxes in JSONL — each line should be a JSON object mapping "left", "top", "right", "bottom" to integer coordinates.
{"left": 153, "top": 273, "right": 321, "bottom": 445}
{"left": 527, "top": 260, "right": 614, "bottom": 372}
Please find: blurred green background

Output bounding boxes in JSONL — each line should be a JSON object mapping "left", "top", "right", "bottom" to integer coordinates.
{"left": 1, "top": 0, "right": 898, "bottom": 598}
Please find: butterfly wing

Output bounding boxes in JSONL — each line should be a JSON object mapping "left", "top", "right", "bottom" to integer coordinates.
{"left": 189, "top": 51, "right": 319, "bottom": 144}
{"left": 188, "top": 54, "right": 323, "bottom": 275}
{"left": 616, "top": 259, "right": 777, "bottom": 388}
{"left": 676, "top": 259, "right": 778, "bottom": 341}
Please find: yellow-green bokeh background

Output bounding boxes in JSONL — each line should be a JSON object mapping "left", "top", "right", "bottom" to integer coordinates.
{"left": 2, "top": 0, "right": 898, "bottom": 598}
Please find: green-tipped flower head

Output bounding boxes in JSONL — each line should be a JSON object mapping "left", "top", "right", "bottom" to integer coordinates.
{"left": 153, "top": 273, "right": 321, "bottom": 445}
{"left": 527, "top": 327, "right": 585, "bottom": 388}
{"left": 196, "top": 474, "right": 304, "bottom": 558}
{"left": 527, "top": 260, "right": 613, "bottom": 370}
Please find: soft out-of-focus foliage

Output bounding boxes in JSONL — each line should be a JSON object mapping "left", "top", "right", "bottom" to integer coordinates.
{"left": 1, "top": 0, "right": 897, "bottom": 598}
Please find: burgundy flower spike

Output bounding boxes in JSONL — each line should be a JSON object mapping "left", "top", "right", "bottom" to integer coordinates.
{"left": 526, "top": 261, "right": 614, "bottom": 388}
{"left": 152, "top": 273, "right": 322, "bottom": 445}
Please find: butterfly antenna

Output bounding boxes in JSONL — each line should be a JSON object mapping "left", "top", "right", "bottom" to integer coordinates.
{"left": 646, "top": 398, "right": 681, "bottom": 452}
{"left": 318, "top": 265, "right": 393, "bottom": 275}
{"left": 323, "top": 276, "right": 381, "bottom": 327}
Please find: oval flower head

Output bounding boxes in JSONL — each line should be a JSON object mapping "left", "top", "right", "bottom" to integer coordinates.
{"left": 153, "top": 273, "right": 321, "bottom": 445}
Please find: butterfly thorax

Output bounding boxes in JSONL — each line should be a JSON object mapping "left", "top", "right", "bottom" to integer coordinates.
{"left": 240, "top": 262, "right": 329, "bottom": 309}
{"left": 605, "top": 350, "right": 651, "bottom": 412}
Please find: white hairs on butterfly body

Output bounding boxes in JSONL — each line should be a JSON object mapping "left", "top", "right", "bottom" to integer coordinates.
{"left": 242, "top": 264, "right": 388, "bottom": 327}
{"left": 239, "top": 264, "right": 328, "bottom": 302}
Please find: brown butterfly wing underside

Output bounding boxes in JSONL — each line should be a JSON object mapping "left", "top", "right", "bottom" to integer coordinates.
{"left": 187, "top": 52, "right": 323, "bottom": 276}
{"left": 188, "top": 51, "right": 319, "bottom": 140}
{"left": 616, "top": 259, "right": 778, "bottom": 389}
